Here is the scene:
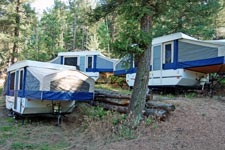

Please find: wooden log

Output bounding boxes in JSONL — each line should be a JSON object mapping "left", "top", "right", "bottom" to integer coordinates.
{"left": 95, "top": 89, "right": 152, "bottom": 101}
{"left": 143, "top": 108, "right": 168, "bottom": 120}
{"left": 95, "top": 89, "right": 131, "bottom": 99}
{"left": 146, "top": 101, "right": 175, "bottom": 112}
{"left": 94, "top": 97, "right": 130, "bottom": 106}
{"left": 91, "top": 101, "right": 128, "bottom": 113}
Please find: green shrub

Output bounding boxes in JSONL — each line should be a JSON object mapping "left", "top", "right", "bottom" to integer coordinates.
{"left": 117, "top": 124, "right": 135, "bottom": 139}
{"left": 185, "top": 92, "right": 197, "bottom": 99}
{"left": 11, "top": 142, "right": 24, "bottom": 149}
{"left": 145, "top": 116, "right": 153, "bottom": 126}
{"left": 0, "top": 126, "right": 12, "bottom": 132}
{"left": 0, "top": 88, "right": 2, "bottom": 95}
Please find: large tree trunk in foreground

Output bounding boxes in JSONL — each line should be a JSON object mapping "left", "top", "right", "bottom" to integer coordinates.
{"left": 128, "top": 14, "right": 152, "bottom": 123}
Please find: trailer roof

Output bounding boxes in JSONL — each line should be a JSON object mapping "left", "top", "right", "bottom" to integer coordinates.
{"left": 152, "top": 32, "right": 197, "bottom": 45}
{"left": 58, "top": 50, "right": 101, "bottom": 56}
{"left": 7, "top": 60, "right": 76, "bottom": 72}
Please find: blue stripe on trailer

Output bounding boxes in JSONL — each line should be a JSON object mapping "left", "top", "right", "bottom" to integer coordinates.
{"left": 93, "top": 55, "right": 97, "bottom": 70}
{"left": 6, "top": 72, "right": 10, "bottom": 95}
{"left": 22, "top": 67, "right": 27, "bottom": 97}
{"left": 23, "top": 90, "right": 94, "bottom": 101}
{"left": 60, "top": 56, "right": 64, "bottom": 64}
{"left": 177, "top": 56, "right": 225, "bottom": 69}
{"left": 114, "top": 68, "right": 137, "bottom": 75}
{"left": 173, "top": 40, "right": 179, "bottom": 69}
{"left": 86, "top": 68, "right": 113, "bottom": 72}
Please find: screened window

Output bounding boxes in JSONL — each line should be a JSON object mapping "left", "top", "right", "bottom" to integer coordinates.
{"left": 87, "top": 56, "right": 93, "bottom": 68}
{"left": 10, "top": 72, "right": 15, "bottom": 90}
{"left": 164, "top": 42, "right": 173, "bottom": 64}
{"left": 64, "top": 57, "right": 78, "bottom": 67}
{"left": 19, "top": 70, "right": 23, "bottom": 90}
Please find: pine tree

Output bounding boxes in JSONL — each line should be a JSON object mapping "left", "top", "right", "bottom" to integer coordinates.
{"left": 0, "top": 0, "right": 36, "bottom": 66}
{"left": 91, "top": 0, "right": 222, "bottom": 126}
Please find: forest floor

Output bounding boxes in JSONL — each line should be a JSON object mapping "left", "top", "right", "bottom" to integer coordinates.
{"left": 1, "top": 87, "right": 225, "bottom": 150}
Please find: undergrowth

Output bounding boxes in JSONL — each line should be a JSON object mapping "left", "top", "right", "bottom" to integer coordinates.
{"left": 77, "top": 103, "right": 157, "bottom": 142}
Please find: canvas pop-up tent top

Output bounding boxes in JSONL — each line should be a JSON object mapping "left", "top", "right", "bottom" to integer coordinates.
{"left": 4, "top": 60, "right": 95, "bottom": 117}
{"left": 114, "top": 32, "right": 225, "bottom": 89}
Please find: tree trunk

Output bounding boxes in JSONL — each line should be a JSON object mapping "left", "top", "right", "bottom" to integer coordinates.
{"left": 35, "top": 26, "right": 39, "bottom": 60}
{"left": 72, "top": 14, "right": 77, "bottom": 50}
{"left": 128, "top": 14, "right": 152, "bottom": 124}
{"left": 110, "top": 13, "right": 116, "bottom": 42}
{"left": 81, "top": 26, "right": 85, "bottom": 50}
{"left": 11, "top": 0, "right": 20, "bottom": 64}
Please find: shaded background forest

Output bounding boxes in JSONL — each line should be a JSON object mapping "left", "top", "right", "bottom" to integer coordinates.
{"left": 0, "top": 0, "right": 225, "bottom": 72}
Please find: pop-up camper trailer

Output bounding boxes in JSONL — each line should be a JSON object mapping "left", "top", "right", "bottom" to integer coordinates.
{"left": 51, "top": 51, "right": 116, "bottom": 81}
{"left": 114, "top": 32, "right": 225, "bottom": 89}
{"left": 4, "top": 60, "right": 94, "bottom": 117}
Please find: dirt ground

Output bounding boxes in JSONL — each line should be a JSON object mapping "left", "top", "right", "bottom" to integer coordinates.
{"left": 1, "top": 95, "right": 225, "bottom": 150}
{"left": 100, "top": 97, "right": 225, "bottom": 150}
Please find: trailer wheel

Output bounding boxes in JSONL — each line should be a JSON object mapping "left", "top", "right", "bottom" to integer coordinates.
{"left": 12, "top": 112, "right": 18, "bottom": 119}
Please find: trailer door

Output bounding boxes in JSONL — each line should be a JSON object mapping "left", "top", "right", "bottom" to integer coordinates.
{"left": 152, "top": 45, "right": 162, "bottom": 85}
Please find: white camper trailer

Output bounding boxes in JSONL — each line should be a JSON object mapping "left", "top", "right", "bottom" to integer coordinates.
{"left": 50, "top": 51, "right": 117, "bottom": 81}
{"left": 114, "top": 32, "right": 225, "bottom": 89}
{"left": 4, "top": 60, "right": 95, "bottom": 117}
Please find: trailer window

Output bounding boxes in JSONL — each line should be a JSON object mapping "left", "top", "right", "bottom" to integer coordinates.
{"left": 19, "top": 70, "right": 23, "bottom": 90}
{"left": 64, "top": 57, "right": 78, "bottom": 67}
{"left": 10, "top": 72, "right": 15, "bottom": 90}
{"left": 87, "top": 56, "right": 93, "bottom": 68}
{"left": 164, "top": 42, "right": 173, "bottom": 64}
{"left": 153, "top": 45, "right": 161, "bottom": 70}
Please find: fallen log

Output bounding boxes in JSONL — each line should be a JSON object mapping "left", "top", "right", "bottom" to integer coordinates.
{"left": 94, "top": 89, "right": 152, "bottom": 101}
{"left": 143, "top": 108, "right": 168, "bottom": 120}
{"left": 95, "top": 89, "right": 131, "bottom": 99}
{"left": 146, "top": 101, "right": 175, "bottom": 112}
{"left": 91, "top": 101, "right": 128, "bottom": 113}
{"left": 94, "top": 97, "right": 130, "bottom": 106}
{"left": 91, "top": 101, "right": 170, "bottom": 120}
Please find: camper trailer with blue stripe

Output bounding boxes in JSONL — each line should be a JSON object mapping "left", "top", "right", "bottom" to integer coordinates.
{"left": 51, "top": 51, "right": 116, "bottom": 81}
{"left": 114, "top": 32, "right": 225, "bottom": 89}
{"left": 4, "top": 60, "right": 94, "bottom": 117}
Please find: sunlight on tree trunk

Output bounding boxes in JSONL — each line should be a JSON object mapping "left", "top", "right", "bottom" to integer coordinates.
{"left": 129, "top": 15, "right": 152, "bottom": 126}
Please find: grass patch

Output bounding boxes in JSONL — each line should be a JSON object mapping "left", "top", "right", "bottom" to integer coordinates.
{"left": 0, "top": 88, "right": 3, "bottom": 95}
{"left": 185, "top": 92, "right": 197, "bottom": 99}
{"left": 10, "top": 142, "right": 41, "bottom": 150}
{"left": 117, "top": 124, "right": 135, "bottom": 139}
{"left": 51, "top": 140, "right": 70, "bottom": 149}
{"left": 145, "top": 116, "right": 153, "bottom": 126}
{"left": 0, "top": 126, "right": 12, "bottom": 132}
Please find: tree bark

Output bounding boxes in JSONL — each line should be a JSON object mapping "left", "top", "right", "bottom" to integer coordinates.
{"left": 72, "top": 14, "right": 77, "bottom": 50}
{"left": 11, "top": 0, "right": 20, "bottom": 64}
{"left": 128, "top": 13, "right": 152, "bottom": 124}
